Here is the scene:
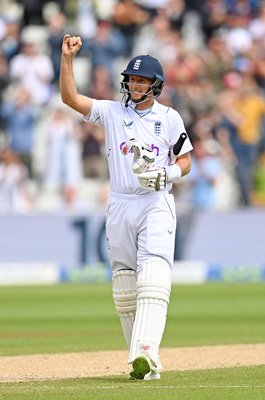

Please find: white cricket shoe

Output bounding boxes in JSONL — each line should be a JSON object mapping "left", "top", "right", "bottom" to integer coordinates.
{"left": 129, "top": 354, "right": 160, "bottom": 380}
{"left": 143, "top": 370, "right": 161, "bottom": 380}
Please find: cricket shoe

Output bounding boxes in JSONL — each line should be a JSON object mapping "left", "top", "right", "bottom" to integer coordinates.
{"left": 129, "top": 354, "right": 160, "bottom": 380}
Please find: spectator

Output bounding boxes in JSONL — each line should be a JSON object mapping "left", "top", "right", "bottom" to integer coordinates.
{"left": 224, "top": 8, "right": 253, "bottom": 57}
{"left": 89, "top": 65, "right": 115, "bottom": 100}
{"left": 136, "top": 0, "right": 169, "bottom": 19}
{"left": 132, "top": 12, "right": 181, "bottom": 65}
{"left": 47, "top": 11, "right": 68, "bottom": 84}
{"left": 9, "top": 38, "right": 54, "bottom": 106}
{"left": 233, "top": 74, "right": 265, "bottom": 206}
{"left": 217, "top": 70, "right": 265, "bottom": 206}
{"left": 83, "top": 19, "right": 127, "bottom": 83}
{"left": 111, "top": 0, "right": 150, "bottom": 56}
{"left": 251, "top": 42, "right": 265, "bottom": 88}
{"left": 165, "top": 0, "right": 187, "bottom": 32}
{"left": 76, "top": 0, "right": 97, "bottom": 40}
{"left": 0, "top": 51, "right": 10, "bottom": 131}
{"left": 203, "top": 32, "right": 233, "bottom": 91}
{"left": 0, "top": 147, "right": 32, "bottom": 214}
{"left": 79, "top": 120, "right": 108, "bottom": 180}
{"left": 0, "top": 18, "right": 21, "bottom": 62}
{"left": 42, "top": 106, "right": 82, "bottom": 207}
{"left": 200, "top": 0, "right": 229, "bottom": 40}
{"left": 185, "top": 137, "right": 223, "bottom": 210}
{"left": 225, "top": 0, "right": 258, "bottom": 20}
{"left": 0, "top": 86, "right": 36, "bottom": 178}
{"left": 252, "top": 151, "right": 265, "bottom": 205}
{"left": 249, "top": 2, "right": 265, "bottom": 41}
{"left": 15, "top": 0, "right": 56, "bottom": 26}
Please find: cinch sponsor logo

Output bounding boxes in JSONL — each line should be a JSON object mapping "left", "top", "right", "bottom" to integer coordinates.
{"left": 119, "top": 142, "right": 160, "bottom": 156}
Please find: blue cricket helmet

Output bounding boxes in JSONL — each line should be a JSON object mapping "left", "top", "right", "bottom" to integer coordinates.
{"left": 121, "top": 55, "right": 165, "bottom": 97}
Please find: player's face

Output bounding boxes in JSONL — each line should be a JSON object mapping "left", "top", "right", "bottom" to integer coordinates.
{"left": 128, "top": 75, "right": 153, "bottom": 101}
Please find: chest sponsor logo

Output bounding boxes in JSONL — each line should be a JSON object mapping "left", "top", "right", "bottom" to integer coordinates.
{"left": 119, "top": 141, "right": 160, "bottom": 156}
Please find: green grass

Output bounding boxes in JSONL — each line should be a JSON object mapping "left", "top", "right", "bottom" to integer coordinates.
{"left": 0, "top": 283, "right": 264, "bottom": 356}
{"left": 0, "top": 284, "right": 118, "bottom": 355}
{"left": 0, "top": 366, "right": 265, "bottom": 400}
{"left": 166, "top": 283, "right": 265, "bottom": 347}
{"left": 0, "top": 283, "right": 264, "bottom": 399}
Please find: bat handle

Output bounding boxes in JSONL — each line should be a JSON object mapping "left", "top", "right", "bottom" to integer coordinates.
{"left": 173, "top": 132, "right": 187, "bottom": 155}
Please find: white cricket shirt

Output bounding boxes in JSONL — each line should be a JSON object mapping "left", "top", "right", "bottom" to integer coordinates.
{"left": 84, "top": 99, "right": 193, "bottom": 194}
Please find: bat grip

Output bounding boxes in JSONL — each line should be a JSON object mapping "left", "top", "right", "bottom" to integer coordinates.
{"left": 173, "top": 133, "right": 187, "bottom": 155}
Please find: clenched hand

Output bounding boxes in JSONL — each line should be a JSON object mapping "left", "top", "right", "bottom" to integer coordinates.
{"left": 62, "top": 34, "right": 82, "bottom": 58}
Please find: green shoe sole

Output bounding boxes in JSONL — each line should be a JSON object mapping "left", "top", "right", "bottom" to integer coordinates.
{"left": 131, "top": 355, "right": 151, "bottom": 380}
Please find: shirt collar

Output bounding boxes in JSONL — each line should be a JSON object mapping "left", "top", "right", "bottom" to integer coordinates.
{"left": 127, "top": 99, "right": 159, "bottom": 114}
{"left": 150, "top": 100, "right": 160, "bottom": 114}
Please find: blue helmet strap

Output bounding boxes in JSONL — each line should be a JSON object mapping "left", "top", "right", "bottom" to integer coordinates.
{"left": 151, "top": 76, "right": 164, "bottom": 96}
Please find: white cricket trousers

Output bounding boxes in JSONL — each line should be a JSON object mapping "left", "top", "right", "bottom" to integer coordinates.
{"left": 106, "top": 191, "right": 177, "bottom": 272}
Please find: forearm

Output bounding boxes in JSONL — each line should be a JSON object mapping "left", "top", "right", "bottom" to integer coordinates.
{"left": 173, "top": 152, "right": 192, "bottom": 178}
{"left": 60, "top": 56, "right": 78, "bottom": 107}
{"left": 59, "top": 34, "right": 93, "bottom": 115}
{"left": 60, "top": 55, "right": 92, "bottom": 115}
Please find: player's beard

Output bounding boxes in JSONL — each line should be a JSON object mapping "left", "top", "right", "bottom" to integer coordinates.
{"left": 129, "top": 88, "right": 154, "bottom": 105}
{"left": 120, "top": 82, "right": 154, "bottom": 107}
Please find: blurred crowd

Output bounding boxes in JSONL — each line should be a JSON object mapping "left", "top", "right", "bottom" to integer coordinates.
{"left": 1, "top": 0, "right": 265, "bottom": 214}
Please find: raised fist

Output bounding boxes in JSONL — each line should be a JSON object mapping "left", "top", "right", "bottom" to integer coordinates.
{"left": 62, "top": 34, "right": 82, "bottom": 57}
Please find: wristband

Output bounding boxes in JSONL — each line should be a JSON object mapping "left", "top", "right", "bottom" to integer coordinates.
{"left": 165, "top": 164, "right": 182, "bottom": 182}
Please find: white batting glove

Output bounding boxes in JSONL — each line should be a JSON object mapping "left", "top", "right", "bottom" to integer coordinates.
{"left": 137, "top": 167, "right": 167, "bottom": 191}
{"left": 120, "top": 139, "right": 155, "bottom": 174}
{"left": 137, "top": 164, "right": 182, "bottom": 191}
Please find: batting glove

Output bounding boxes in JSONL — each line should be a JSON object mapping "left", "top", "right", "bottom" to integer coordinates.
{"left": 120, "top": 139, "right": 155, "bottom": 174}
{"left": 137, "top": 164, "right": 182, "bottom": 191}
{"left": 137, "top": 167, "right": 167, "bottom": 191}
